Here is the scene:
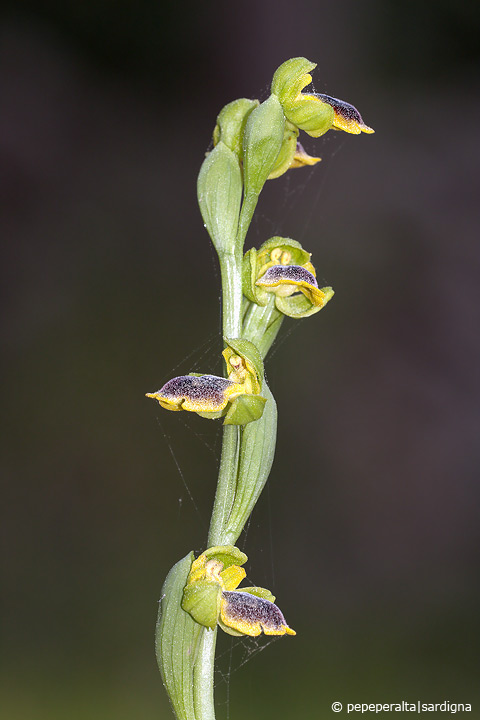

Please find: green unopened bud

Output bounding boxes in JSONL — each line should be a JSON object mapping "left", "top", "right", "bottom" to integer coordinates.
{"left": 197, "top": 141, "right": 242, "bottom": 256}
{"left": 242, "top": 94, "right": 285, "bottom": 198}
{"left": 213, "top": 98, "right": 259, "bottom": 157}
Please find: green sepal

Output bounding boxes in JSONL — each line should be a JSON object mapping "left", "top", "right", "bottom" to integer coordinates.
{"left": 242, "top": 94, "right": 285, "bottom": 198}
{"left": 224, "top": 393, "right": 267, "bottom": 425}
{"left": 155, "top": 552, "right": 201, "bottom": 720}
{"left": 242, "top": 247, "right": 268, "bottom": 305}
{"left": 213, "top": 98, "right": 259, "bottom": 157}
{"left": 257, "top": 236, "right": 311, "bottom": 268}
{"left": 197, "top": 141, "right": 242, "bottom": 256}
{"left": 268, "top": 121, "right": 299, "bottom": 179}
{"left": 240, "top": 586, "right": 276, "bottom": 603}
{"left": 275, "top": 286, "right": 334, "bottom": 318}
{"left": 224, "top": 337, "right": 264, "bottom": 386}
{"left": 271, "top": 57, "right": 317, "bottom": 107}
{"left": 182, "top": 579, "right": 221, "bottom": 630}
{"left": 201, "top": 545, "right": 248, "bottom": 569}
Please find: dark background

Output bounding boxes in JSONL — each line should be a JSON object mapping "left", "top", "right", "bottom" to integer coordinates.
{"left": 2, "top": 1, "right": 479, "bottom": 718}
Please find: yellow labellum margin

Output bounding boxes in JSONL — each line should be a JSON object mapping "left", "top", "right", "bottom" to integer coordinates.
{"left": 182, "top": 546, "right": 296, "bottom": 637}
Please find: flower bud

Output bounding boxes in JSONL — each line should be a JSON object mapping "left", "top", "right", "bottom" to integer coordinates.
{"left": 213, "top": 98, "right": 259, "bottom": 157}
{"left": 242, "top": 94, "right": 285, "bottom": 197}
{"left": 197, "top": 141, "right": 242, "bottom": 256}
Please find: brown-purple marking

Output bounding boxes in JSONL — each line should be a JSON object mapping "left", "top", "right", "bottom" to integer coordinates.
{"left": 159, "top": 375, "right": 234, "bottom": 404}
{"left": 222, "top": 591, "right": 289, "bottom": 633}
{"left": 257, "top": 265, "right": 318, "bottom": 287}
{"left": 314, "top": 93, "right": 365, "bottom": 124}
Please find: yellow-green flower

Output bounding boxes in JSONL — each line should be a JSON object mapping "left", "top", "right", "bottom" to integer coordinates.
{"left": 271, "top": 57, "right": 374, "bottom": 139}
{"left": 182, "top": 546, "right": 296, "bottom": 637}
{"left": 243, "top": 236, "right": 334, "bottom": 319}
{"left": 146, "top": 339, "right": 267, "bottom": 425}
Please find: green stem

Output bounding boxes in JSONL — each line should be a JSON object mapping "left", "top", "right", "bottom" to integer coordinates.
{"left": 193, "top": 629, "right": 217, "bottom": 720}
{"left": 236, "top": 192, "right": 258, "bottom": 250}
{"left": 207, "top": 425, "right": 240, "bottom": 546}
{"left": 242, "top": 296, "right": 284, "bottom": 357}
{"left": 219, "top": 253, "right": 243, "bottom": 338}
{"left": 193, "top": 195, "right": 279, "bottom": 720}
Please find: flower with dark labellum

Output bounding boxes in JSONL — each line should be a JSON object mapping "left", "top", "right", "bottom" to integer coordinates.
{"left": 256, "top": 264, "right": 331, "bottom": 307}
{"left": 146, "top": 374, "right": 244, "bottom": 413}
{"left": 271, "top": 57, "right": 374, "bottom": 139}
{"left": 219, "top": 591, "right": 296, "bottom": 637}
{"left": 181, "top": 546, "right": 296, "bottom": 637}
{"left": 313, "top": 94, "right": 374, "bottom": 135}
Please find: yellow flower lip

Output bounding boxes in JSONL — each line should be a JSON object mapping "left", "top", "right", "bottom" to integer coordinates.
{"left": 146, "top": 374, "right": 241, "bottom": 413}
{"left": 312, "top": 93, "right": 374, "bottom": 134}
{"left": 220, "top": 590, "right": 296, "bottom": 637}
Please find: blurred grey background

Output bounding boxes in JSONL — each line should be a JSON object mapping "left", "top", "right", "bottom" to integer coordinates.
{"left": 2, "top": 1, "right": 479, "bottom": 718}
